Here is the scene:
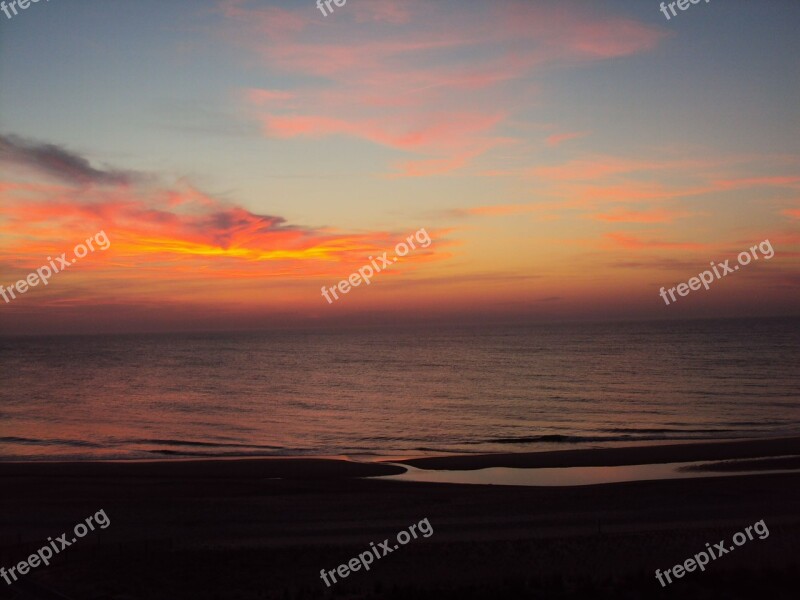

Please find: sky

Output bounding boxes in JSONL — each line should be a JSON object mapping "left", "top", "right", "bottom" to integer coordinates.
{"left": 0, "top": 0, "right": 798, "bottom": 335}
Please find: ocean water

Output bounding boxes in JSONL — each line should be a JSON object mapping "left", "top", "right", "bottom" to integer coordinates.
{"left": 1, "top": 318, "right": 799, "bottom": 462}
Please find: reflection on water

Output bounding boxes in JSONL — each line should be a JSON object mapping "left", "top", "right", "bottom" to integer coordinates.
{"left": 377, "top": 460, "right": 800, "bottom": 487}
{"left": 2, "top": 318, "right": 799, "bottom": 461}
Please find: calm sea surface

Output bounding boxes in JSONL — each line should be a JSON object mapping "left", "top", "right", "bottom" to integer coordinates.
{"left": 1, "top": 318, "right": 799, "bottom": 461}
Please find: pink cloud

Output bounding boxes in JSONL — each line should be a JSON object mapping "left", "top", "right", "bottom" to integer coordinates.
{"left": 525, "top": 154, "right": 800, "bottom": 212}
{"left": 217, "top": 0, "right": 309, "bottom": 37}
{"left": 545, "top": 131, "right": 589, "bottom": 147}
{"left": 222, "top": 0, "right": 667, "bottom": 176}
{"left": 567, "top": 19, "right": 669, "bottom": 58}
{"left": 244, "top": 89, "right": 297, "bottom": 107}
{"left": 352, "top": 0, "right": 415, "bottom": 24}
{"left": 261, "top": 111, "right": 505, "bottom": 152}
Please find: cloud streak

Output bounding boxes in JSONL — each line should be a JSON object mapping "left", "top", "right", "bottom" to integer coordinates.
{"left": 0, "top": 134, "right": 141, "bottom": 187}
{"left": 223, "top": 0, "right": 667, "bottom": 176}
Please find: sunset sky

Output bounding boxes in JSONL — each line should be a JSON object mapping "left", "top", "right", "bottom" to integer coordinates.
{"left": 1, "top": 0, "right": 798, "bottom": 334}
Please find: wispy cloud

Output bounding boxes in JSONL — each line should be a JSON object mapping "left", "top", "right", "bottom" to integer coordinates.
{"left": 0, "top": 134, "right": 142, "bottom": 187}
{"left": 604, "top": 232, "right": 707, "bottom": 251}
{"left": 782, "top": 207, "right": 800, "bottom": 219}
{"left": 545, "top": 131, "right": 589, "bottom": 147}
{"left": 590, "top": 208, "right": 692, "bottom": 223}
{"left": 222, "top": 0, "right": 667, "bottom": 176}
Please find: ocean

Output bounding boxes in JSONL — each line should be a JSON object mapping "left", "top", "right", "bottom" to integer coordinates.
{"left": 1, "top": 317, "right": 799, "bottom": 462}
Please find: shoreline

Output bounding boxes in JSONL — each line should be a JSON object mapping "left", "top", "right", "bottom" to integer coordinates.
{"left": 6, "top": 432, "right": 800, "bottom": 466}
{"left": 396, "top": 435, "right": 800, "bottom": 471}
{"left": 1, "top": 436, "right": 798, "bottom": 480}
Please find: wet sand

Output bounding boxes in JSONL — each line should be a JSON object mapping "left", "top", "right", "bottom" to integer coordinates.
{"left": 397, "top": 435, "right": 800, "bottom": 470}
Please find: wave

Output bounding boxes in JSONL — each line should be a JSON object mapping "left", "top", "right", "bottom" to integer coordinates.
{"left": 480, "top": 435, "right": 634, "bottom": 444}
{"left": 602, "top": 428, "right": 739, "bottom": 434}
{"left": 479, "top": 430, "right": 766, "bottom": 445}
{"left": 146, "top": 448, "right": 297, "bottom": 458}
{"left": 0, "top": 436, "right": 103, "bottom": 448}
{"left": 132, "top": 438, "right": 283, "bottom": 450}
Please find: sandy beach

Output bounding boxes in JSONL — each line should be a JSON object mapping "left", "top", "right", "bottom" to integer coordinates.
{"left": 1, "top": 438, "right": 799, "bottom": 599}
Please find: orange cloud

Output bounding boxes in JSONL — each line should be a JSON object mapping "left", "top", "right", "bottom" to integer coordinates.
{"left": 591, "top": 208, "right": 692, "bottom": 223}
{"left": 523, "top": 154, "right": 800, "bottom": 213}
{"left": 0, "top": 183, "right": 443, "bottom": 277}
{"left": 454, "top": 203, "right": 547, "bottom": 217}
{"left": 604, "top": 232, "right": 707, "bottom": 251}
{"left": 532, "top": 156, "right": 701, "bottom": 182}
{"left": 469, "top": 205, "right": 535, "bottom": 217}
{"left": 713, "top": 176, "right": 800, "bottom": 191}
{"left": 781, "top": 208, "right": 800, "bottom": 219}
{"left": 0, "top": 139, "right": 449, "bottom": 314}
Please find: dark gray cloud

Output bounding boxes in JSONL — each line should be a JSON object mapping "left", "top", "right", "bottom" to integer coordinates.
{"left": 0, "top": 133, "right": 141, "bottom": 186}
